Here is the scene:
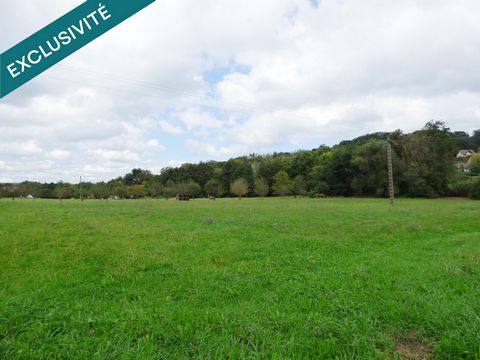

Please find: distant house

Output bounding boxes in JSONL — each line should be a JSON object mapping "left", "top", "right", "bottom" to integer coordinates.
{"left": 456, "top": 150, "right": 476, "bottom": 173}
{"left": 456, "top": 150, "right": 476, "bottom": 158}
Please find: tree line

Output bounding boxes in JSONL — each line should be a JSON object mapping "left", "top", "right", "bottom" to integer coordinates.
{"left": 2, "top": 121, "right": 480, "bottom": 200}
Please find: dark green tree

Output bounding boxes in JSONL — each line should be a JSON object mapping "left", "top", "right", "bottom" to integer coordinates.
{"left": 292, "top": 175, "right": 307, "bottom": 196}
{"left": 254, "top": 178, "right": 269, "bottom": 197}
{"left": 273, "top": 170, "right": 292, "bottom": 197}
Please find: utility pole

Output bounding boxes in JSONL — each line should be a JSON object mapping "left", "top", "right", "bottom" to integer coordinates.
{"left": 386, "top": 139, "right": 395, "bottom": 205}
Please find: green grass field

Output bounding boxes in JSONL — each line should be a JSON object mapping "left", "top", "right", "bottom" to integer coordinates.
{"left": 0, "top": 198, "right": 479, "bottom": 359}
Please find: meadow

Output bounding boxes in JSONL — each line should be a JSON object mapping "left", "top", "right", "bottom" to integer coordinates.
{"left": 0, "top": 197, "right": 479, "bottom": 359}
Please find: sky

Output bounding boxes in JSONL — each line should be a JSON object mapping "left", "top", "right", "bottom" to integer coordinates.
{"left": 1, "top": 0, "right": 480, "bottom": 183}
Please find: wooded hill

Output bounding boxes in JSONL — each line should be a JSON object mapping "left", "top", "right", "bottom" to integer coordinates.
{"left": 2, "top": 121, "right": 480, "bottom": 200}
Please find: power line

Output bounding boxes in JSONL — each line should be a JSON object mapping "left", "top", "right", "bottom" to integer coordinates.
{"left": 53, "top": 64, "right": 319, "bottom": 122}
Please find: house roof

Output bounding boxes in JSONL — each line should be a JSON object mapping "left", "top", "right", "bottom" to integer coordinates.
{"left": 457, "top": 150, "right": 476, "bottom": 157}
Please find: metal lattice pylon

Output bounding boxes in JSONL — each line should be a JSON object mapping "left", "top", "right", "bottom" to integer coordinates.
{"left": 386, "top": 140, "right": 395, "bottom": 205}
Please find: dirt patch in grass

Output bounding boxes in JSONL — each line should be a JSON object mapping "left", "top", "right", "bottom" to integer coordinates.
{"left": 394, "top": 331, "right": 433, "bottom": 360}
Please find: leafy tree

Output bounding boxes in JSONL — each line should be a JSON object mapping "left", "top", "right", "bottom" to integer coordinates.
{"left": 258, "top": 156, "right": 287, "bottom": 189}
{"left": 290, "top": 151, "right": 315, "bottom": 178}
{"left": 254, "top": 178, "right": 269, "bottom": 197}
{"left": 307, "top": 151, "right": 332, "bottom": 194}
{"left": 322, "top": 146, "right": 354, "bottom": 196}
{"left": 469, "top": 177, "right": 480, "bottom": 200}
{"left": 128, "top": 184, "right": 146, "bottom": 199}
{"left": 402, "top": 121, "right": 455, "bottom": 197}
{"left": 112, "top": 183, "right": 128, "bottom": 199}
{"left": 292, "top": 175, "right": 307, "bottom": 196}
{"left": 189, "top": 162, "right": 216, "bottom": 188}
{"left": 56, "top": 182, "right": 75, "bottom": 199}
{"left": 273, "top": 170, "right": 292, "bottom": 197}
{"left": 468, "top": 154, "right": 480, "bottom": 173}
{"left": 163, "top": 180, "right": 177, "bottom": 199}
{"left": 351, "top": 140, "right": 389, "bottom": 196}
{"left": 471, "top": 130, "right": 480, "bottom": 151}
{"left": 448, "top": 173, "right": 475, "bottom": 197}
{"left": 230, "top": 178, "right": 249, "bottom": 199}
{"left": 124, "top": 169, "right": 153, "bottom": 185}
{"left": 453, "top": 131, "right": 472, "bottom": 151}
{"left": 16, "top": 182, "right": 42, "bottom": 198}
{"left": 147, "top": 177, "right": 164, "bottom": 198}
{"left": 205, "top": 179, "right": 223, "bottom": 197}
{"left": 7, "top": 185, "right": 19, "bottom": 199}
{"left": 177, "top": 181, "right": 202, "bottom": 198}
{"left": 222, "top": 158, "right": 254, "bottom": 192}
{"left": 91, "top": 183, "right": 111, "bottom": 199}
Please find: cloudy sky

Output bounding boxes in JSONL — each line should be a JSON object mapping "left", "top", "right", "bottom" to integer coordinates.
{"left": 1, "top": 0, "right": 480, "bottom": 183}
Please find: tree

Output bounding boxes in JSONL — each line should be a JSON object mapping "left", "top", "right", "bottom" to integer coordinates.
{"left": 292, "top": 175, "right": 307, "bottom": 196}
{"left": 222, "top": 158, "right": 254, "bottom": 192}
{"left": 177, "top": 181, "right": 202, "bottom": 198}
{"left": 258, "top": 156, "right": 287, "bottom": 189}
{"left": 350, "top": 140, "right": 394, "bottom": 196}
{"left": 307, "top": 151, "right": 332, "bottom": 194}
{"left": 147, "top": 177, "right": 164, "bottom": 198}
{"left": 124, "top": 169, "right": 153, "bottom": 185}
{"left": 273, "top": 170, "right": 292, "bottom": 197}
{"left": 56, "top": 182, "right": 75, "bottom": 199}
{"left": 468, "top": 154, "right": 480, "bottom": 173}
{"left": 7, "top": 185, "right": 19, "bottom": 200}
{"left": 163, "top": 180, "right": 177, "bottom": 199}
{"left": 230, "top": 178, "right": 249, "bottom": 199}
{"left": 290, "top": 151, "right": 315, "bottom": 178}
{"left": 92, "top": 182, "right": 111, "bottom": 199}
{"left": 128, "top": 184, "right": 146, "bottom": 199}
{"left": 254, "top": 178, "right": 269, "bottom": 197}
{"left": 321, "top": 146, "right": 354, "bottom": 196}
{"left": 402, "top": 121, "right": 455, "bottom": 197}
{"left": 469, "top": 177, "right": 480, "bottom": 200}
{"left": 471, "top": 130, "right": 480, "bottom": 152}
{"left": 205, "top": 179, "right": 223, "bottom": 197}
{"left": 112, "top": 183, "right": 128, "bottom": 199}
{"left": 453, "top": 131, "right": 472, "bottom": 151}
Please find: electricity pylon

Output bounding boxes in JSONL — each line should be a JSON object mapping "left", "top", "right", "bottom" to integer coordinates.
{"left": 385, "top": 138, "right": 397, "bottom": 205}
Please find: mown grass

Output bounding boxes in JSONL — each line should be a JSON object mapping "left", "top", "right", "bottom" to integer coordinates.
{"left": 0, "top": 198, "right": 479, "bottom": 359}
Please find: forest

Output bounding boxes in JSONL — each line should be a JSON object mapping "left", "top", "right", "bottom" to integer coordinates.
{"left": 2, "top": 121, "right": 480, "bottom": 200}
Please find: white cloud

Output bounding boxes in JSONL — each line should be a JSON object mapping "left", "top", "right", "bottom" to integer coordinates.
{"left": 173, "top": 109, "right": 224, "bottom": 136}
{"left": 158, "top": 120, "right": 184, "bottom": 135}
{"left": 47, "top": 150, "right": 71, "bottom": 160}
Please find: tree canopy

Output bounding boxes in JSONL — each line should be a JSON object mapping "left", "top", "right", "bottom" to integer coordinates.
{"left": 1, "top": 122, "right": 479, "bottom": 200}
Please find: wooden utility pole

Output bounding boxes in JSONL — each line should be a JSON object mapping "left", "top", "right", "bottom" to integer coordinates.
{"left": 386, "top": 140, "right": 395, "bottom": 205}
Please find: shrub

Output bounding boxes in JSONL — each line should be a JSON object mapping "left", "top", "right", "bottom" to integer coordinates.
{"left": 314, "top": 181, "right": 330, "bottom": 195}
{"left": 408, "top": 179, "right": 438, "bottom": 198}
{"left": 469, "top": 177, "right": 480, "bottom": 200}
{"left": 468, "top": 154, "right": 480, "bottom": 174}
{"left": 448, "top": 174, "right": 475, "bottom": 197}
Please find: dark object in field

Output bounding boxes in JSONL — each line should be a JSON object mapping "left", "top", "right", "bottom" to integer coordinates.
{"left": 176, "top": 194, "right": 190, "bottom": 201}
{"left": 315, "top": 193, "right": 327, "bottom": 198}
{"left": 208, "top": 196, "right": 216, "bottom": 201}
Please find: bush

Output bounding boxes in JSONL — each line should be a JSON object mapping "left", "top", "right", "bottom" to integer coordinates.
{"left": 468, "top": 154, "right": 480, "bottom": 174}
{"left": 469, "top": 177, "right": 480, "bottom": 200}
{"left": 448, "top": 174, "right": 475, "bottom": 197}
{"left": 408, "top": 179, "right": 438, "bottom": 198}
{"left": 314, "top": 181, "right": 330, "bottom": 195}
